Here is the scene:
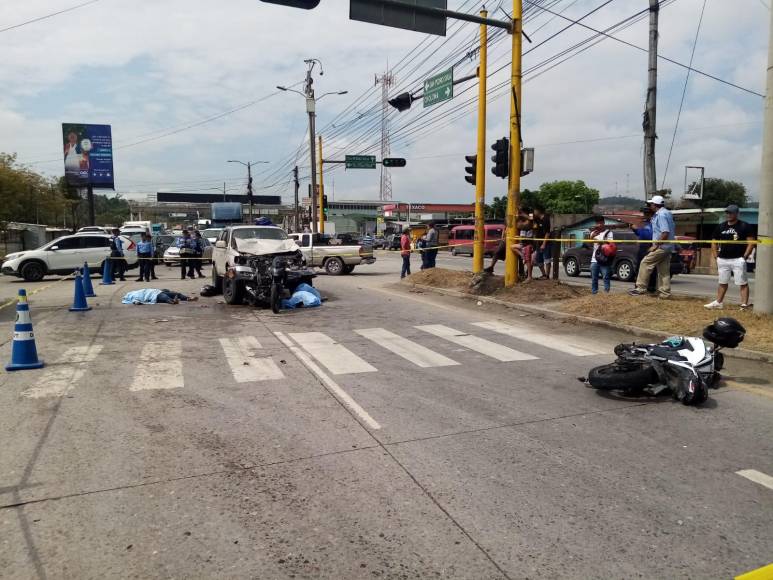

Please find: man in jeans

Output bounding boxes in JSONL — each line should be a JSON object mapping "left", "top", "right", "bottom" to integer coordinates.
{"left": 423, "top": 222, "right": 438, "bottom": 269}
{"left": 704, "top": 204, "right": 755, "bottom": 310}
{"left": 400, "top": 229, "right": 412, "bottom": 278}
{"left": 629, "top": 195, "right": 675, "bottom": 299}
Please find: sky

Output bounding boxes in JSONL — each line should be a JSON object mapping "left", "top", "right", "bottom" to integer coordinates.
{"left": 0, "top": 0, "right": 768, "bottom": 205}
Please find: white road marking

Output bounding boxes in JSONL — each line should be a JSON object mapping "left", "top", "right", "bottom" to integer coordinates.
{"left": 472, "top": 320, "right": 606, "bottom": 357}
{"left": 736, "top": 469, "right": 773, "bottom": 491}
{"left": 275, "top": 332, "right": 381, "bottom": 430}
{"left": 130, "top": 340, "right": 183, "bottom": 391}
{"left": 21, "top": 345, "right": 103, "bottom": 398}
{"left": 288, "top": 332, "right": 377, "bottom": 375}
{"left": 219, "top": 336, "right": 284, "bottom": 382}
{"left": 415, "top": 324, "right": 538, "bottom": 362}
{"left": 355, "top": 328, "right": 459, "bottom": 368}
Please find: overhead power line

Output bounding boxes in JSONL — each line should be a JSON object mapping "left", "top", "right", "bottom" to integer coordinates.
{"left": 0, "top": 0, "right": 102, "bottom": 34}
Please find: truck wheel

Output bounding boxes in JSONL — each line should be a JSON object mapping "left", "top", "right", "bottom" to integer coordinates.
{"left": 270, "top": 283, "right": 282, "bottom": 314}
{"left": 211, "top": 265, "right": 223, "bottom": 293}
{"left": 21, "top": 261, "right": 46, "bottom": 282}
{"left": 222, "top": 275, "right": 244, "bottom": 305}
{"left": 325, "top": 257, "right": 345, "bottom": 276}
{"left": 343, "top": 265, "right": 355, "bottom": 274}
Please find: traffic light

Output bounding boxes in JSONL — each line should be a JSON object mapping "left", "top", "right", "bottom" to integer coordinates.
{"left": 260, "top": 0, "right": 320, "bottom": 9}
{"left": 323, "top": 194, "right": 328, "bottom": 210}
{"left": 388, "top": 92, "right": 415, "bottom": 112}
{"left": 382, "top": 157, "right": 406, "bottom": 167}
{"left": 464, "top": 155, "right": 477, "bottom": 186}
{"left": 491, "top": 137, "right": 509, "bottom": 179}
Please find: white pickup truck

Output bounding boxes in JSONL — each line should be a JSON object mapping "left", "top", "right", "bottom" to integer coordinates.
{"left": 288, "top": 233, "right": 375, "bottom": 275}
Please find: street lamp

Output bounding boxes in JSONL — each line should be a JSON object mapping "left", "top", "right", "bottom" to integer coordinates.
{"left": 227, "top": 160, "right": 269, "bottom": 222}
{"left": 277, "top": 60, "right": 346, "bottom": 233}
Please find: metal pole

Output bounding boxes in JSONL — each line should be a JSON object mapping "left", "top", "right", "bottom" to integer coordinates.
{"left": 318, "top": 135, "right": 325, "bottom": 233}
{"left": 306, "top": 67, "right": 319, "bottom": 234}
{"left": 473, "top": 9, "right": 488, "bottom": 274}
{"left": 756, "top": 3, "right": 773, "bottom": 314}
{"left": 223, "top": 181, "right": 226, "bottom": 202}
{"left": 643, "top": 0, "right": 659, "bottom": 199}
{"left": 247, "top": 162, "right": 254, "bottom": 223}
{"left": 87, "top": 183, "right": 96, "bottom": 226}
{"left": 504, "top": 0, "right": 522, "bottom": 287}
{"left": 293, "top": 166, "right": 300, "bottom": 233}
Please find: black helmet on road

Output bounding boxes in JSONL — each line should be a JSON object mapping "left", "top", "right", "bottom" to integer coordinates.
{"left": 703, "top": 317, "right": 746, "bottom": 348}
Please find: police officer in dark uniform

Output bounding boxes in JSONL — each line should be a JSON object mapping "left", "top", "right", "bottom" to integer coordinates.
{"left": 110, "top": 228, "right": 126, "bottom": 281}
{"left": 176, "top": 229, "right": 196, "bottom": 279}
{"left": 192, "top": 231, "right": 206, "bottom": 278}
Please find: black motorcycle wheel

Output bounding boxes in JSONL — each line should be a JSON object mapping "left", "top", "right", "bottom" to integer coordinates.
{"left": 270, "top": 283, "right": 282, "bottom": 314}
{"left": 681, "top": 378, "right": 709, "bottom": 406}
{"left": 714, "top": 351, "right": 725, "bottom": 372}
{"left": 587, "top": 363, "right": 657, "bottom": 391}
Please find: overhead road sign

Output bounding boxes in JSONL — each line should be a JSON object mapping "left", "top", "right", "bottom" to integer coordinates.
{"left": 350, "top": 0, "right": 447, "bottom": 36}
{"left": 424, "top": 68, "right": 453, "bottom": 108}
{"left": 345, "top": 155, "right": 377, "bottom": 169}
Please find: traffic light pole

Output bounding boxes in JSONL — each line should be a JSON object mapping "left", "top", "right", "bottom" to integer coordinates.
{"left": 504, "top": 0, "right": 523, "bottom": 288}
{"left": 293, "top": 166, "right": 300, "bottom": 232}
{"left": 318, "top": 135, "right": 325, "bottom": 233}
{"left": 473, "top": 10, "right": 487, "bottom": 274}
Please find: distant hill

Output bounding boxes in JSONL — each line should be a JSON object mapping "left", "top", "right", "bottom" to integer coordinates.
{"left": 597, "top": 195, "right": 644, "bottom": 209}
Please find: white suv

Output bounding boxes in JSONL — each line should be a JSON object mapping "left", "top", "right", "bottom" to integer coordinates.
{"left": 1, "top": 233, "right": 137, "bottom": 282}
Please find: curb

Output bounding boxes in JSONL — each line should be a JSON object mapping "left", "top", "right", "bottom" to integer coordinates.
{"left": 407, "top": 282, "right": 773, "bottom": 364}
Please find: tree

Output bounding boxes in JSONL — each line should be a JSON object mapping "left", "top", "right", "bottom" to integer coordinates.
{"left": 689, "top": 178, "right": 748, "bottom": 209}
{"left": 536, "top": 180, "right": 600, "bottom": 214}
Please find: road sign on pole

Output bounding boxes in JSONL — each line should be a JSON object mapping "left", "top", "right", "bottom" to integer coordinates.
{"left": 423, "top": 68, "right": 453, "bottom": 108}
{"left": 345, "top": 155, "right": 377, "bottom": 169}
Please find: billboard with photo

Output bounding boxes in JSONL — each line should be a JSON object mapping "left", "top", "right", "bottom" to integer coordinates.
{"left": 62, "top": 123, "right": 115, "bottom": 188}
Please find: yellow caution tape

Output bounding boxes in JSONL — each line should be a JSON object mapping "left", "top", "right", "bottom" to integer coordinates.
{"left": 0, "top": 272, "right": 77, "bottom": 312}
{"left": 735, "top": 562, "right": 773, "bottom": 580}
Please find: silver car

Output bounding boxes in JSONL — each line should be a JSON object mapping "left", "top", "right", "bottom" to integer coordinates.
{"left": 163, "top": 236, "right": 213, "bottom": 266}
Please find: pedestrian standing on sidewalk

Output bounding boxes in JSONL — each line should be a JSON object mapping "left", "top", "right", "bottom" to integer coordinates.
{"left": 193, "top": 231, "right": 206, "bottom": 278}
{"left": 177, "top": 229, "right": 196, "bottom": 279}
{"left": 532, "top": 206, "right": 552, "bottom": 279}
{"left": 634, "top": 207, "right": 657, "bottom": 293}
{"left": 135, "top": 232, "right": 153, "bottom": 282}
{"left": 400, "top": 229, "right": 412, "bottom": 279}
{"left": 423, "top": 222, "right": 439, "bottom": 269}
{"left": 629, "top": 195, "right": 675, "bottom": 299}
{"left": 589, "top": 215, "right": 614, "bottom": 294}
{"left": 110, "top": 228, "right": 126, "bottom": 281}
{"left": 704, "top": 204, "right": 756, "bottom": 310}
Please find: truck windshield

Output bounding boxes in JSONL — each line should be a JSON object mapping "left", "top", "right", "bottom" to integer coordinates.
{"left": 232, "top": 228, "right": 287, "bottom": 241}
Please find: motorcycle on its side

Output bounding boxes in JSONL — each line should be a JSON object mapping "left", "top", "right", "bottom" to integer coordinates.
{"left": 584, "top": 318, "right": 746, "bottom": 406}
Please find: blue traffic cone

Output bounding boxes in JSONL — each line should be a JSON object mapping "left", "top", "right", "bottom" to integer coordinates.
{"left": 69, "top": 270, "right": 92, "bottom": 312}
{"left": 99, "top": 258, "right": 114, "bottom": 285}
{"left": 82, "top": 262, "right": 96, "bottom": 297}
{"left": 5, "top": 289, "right": 44, "bottom": 371}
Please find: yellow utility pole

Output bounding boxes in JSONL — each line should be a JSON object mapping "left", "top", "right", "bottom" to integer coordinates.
{"left": 504, "top": 0, "right": 523, "bottom": 287}
{"left": 318, "top": 135, "right": 325, "bottom": 233}
{"left": 473, "top": 10, "right": 488, "bottom": 274}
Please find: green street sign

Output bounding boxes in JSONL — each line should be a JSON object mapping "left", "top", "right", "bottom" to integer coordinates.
{"left": 423, "top": 68, "right": 453, "bottom": 108}
{"left": 345, "top": 155, "right": 377, "bottom": 169}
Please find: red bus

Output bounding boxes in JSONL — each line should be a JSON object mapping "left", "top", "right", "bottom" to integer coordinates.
{"left": 448, "top": 224, "right": 504, "bottom": 256}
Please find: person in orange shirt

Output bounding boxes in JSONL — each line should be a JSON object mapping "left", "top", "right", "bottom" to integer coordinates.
{"left": 400, "top": 229, "right": 412, "bottom": 279}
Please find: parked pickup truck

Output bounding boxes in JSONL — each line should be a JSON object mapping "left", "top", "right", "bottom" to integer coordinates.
{"left": 288, "top": 233, "right": 375, "bottom": 275}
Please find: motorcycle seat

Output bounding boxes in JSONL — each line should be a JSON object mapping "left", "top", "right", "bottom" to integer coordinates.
{"left": 650, "top": 345, "right": 689, "bottom": 361}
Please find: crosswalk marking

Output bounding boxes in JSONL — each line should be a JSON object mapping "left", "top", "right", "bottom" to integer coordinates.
{"left": 472, "top": 320, "right": 605, "bottom": 357}
{"left": 130, "top": 340, "right": 183, "bottom": 391}
{"left": 415, "top": 324, "right": 538, "bottom": 362}
{"left": 21, "top": 345, "right": 103, "bottom": 398}
{"left": 736, "top": 469, "right": 773, "bottom": 491}
{"left": 289, "top": 332, "right": 377, "bottom": 375}
{"left": 355, "top": 328, "right": 459, "bottom": 368}
{"left": 219, "top": 336, "right": 284, "bottom": 382}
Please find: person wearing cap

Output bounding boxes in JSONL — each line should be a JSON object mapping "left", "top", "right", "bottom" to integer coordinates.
{"left": 629, "top": 195, "right": 675, "bottom": 299}
{"left": 704, "top": 204, "right": 755, "bottom": 310}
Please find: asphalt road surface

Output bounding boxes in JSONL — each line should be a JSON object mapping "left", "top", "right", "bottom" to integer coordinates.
{"left": 0, "top": 259, "right": 771, "bottom": 579}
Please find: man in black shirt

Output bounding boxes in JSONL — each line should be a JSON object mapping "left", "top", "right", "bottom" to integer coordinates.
{"left": 704, "top": 204, "right": 755, "bottom": 310}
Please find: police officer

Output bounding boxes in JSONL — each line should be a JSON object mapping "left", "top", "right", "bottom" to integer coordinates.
{"left": 135, "top": 232, "right": 153, "bottom": 282}
{"left": 192, "top": 231, "right": 206, "bottom": 278}
{"left": 110, "top": 228, "right": 126, "bottom": 281}
{"left": 176, "top": 229, "right": 196, "bottom": 279}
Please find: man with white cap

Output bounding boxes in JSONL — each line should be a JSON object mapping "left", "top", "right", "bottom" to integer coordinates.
{"left": 629, "top": 194, "right": 675, "bottom": 299}
{"left": 704, "top": 204, "right": 755, "bottom": 310}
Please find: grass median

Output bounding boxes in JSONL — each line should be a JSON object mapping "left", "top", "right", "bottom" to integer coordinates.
{"left": 404, "top": 268, "right": 773, "bottom": 355}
